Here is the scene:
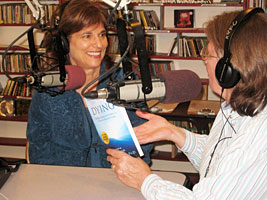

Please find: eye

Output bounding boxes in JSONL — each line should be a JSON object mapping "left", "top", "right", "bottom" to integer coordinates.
{"left": 82, "top": 34, "right": 91, "bottom": 39}
{"left": 99, "top": 31, "right": 107, "bottom": 38}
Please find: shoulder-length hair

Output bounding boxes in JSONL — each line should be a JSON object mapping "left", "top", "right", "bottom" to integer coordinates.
{"left": 204, "top": 10, "right": 267, "bottom": 117}
{"left": 41, "top": 0, "right": 107, "bottom": 65}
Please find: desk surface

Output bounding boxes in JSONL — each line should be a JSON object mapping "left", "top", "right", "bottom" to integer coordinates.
{"left": 1, "top": 164, "right": 186, "bottom": 200}
{"left": 159, "top": 101, "right": 218, "bottom": 134}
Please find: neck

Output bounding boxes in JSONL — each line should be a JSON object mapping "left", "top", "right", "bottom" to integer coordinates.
{"left": 76, "top": 68, "right": 100, "bottom": 95}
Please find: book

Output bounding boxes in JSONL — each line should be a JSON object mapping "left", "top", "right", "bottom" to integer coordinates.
{"left": 85, "top": 99, "right": 144, "bottom": 157}
{"left": 174, "top": 9, "right": 194, "bottom": 28}
{"left": 168, "top": 37, "right": 178, "bottom": 56}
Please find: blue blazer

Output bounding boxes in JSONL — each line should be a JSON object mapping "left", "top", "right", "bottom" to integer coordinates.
{"left": 26, "top": 64, "right": 153, "bottom": 167}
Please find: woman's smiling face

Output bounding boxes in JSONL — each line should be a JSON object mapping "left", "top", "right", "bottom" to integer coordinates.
{"left": 68, "top": 23, "right": 108, "bottom": 71}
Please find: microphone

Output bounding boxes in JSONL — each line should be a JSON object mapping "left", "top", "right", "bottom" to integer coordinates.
{"left": 84, "top": 70, "right": 202, "bottom": 104}
{"left": 15, "top": 65, "right": 86, "bottom": 91}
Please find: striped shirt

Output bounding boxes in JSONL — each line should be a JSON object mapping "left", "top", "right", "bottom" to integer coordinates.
{"left": 141, "top": 102, "right": 267, "bottom": 200}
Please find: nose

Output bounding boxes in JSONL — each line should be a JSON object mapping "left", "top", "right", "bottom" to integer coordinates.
{"left": 92, "top": 36, "right": 103, "bottom": 48}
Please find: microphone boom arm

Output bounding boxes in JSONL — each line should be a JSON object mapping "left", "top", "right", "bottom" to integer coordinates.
{"left": 25, "top": 0, "right": 45, "bottom": 25}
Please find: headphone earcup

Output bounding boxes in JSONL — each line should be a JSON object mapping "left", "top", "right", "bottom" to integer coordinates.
{"left": 58, "top": 31, "right": 69, "bottom": 55}
{"left": 215, "top": 57, "right": 241, "bottom": 89}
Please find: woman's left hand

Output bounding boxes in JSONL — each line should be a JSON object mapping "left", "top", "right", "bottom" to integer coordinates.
{"left": 106, "top": 149, "right": 152, "bottom": 191}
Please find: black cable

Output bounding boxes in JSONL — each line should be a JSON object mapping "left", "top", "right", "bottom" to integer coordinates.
{"left": 81, "top": 35, "right": 131, "bottom": 97}
{"left": 1, "top": 23, "right": 39, "bottom": 80}
{"left": 1, "top": 5, "right": 46, "bottom": 80}
{"left": 204, "top": 88, "right": 237, "bottom": 177}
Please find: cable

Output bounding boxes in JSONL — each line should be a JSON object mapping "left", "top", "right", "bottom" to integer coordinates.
{"left": 204, "top": 88, "right": 237, "bottom": 177}
{"left": 81, "top": 34, "right": 131, "bottom": 96}
{"left": 204, "top": 116, "right": 231, "bottom": 177}
{"left": 1, "top": 22, "right": 39, "bottom": 80}
{"left": 0, "top": 192, "right": 9, "bottom": 200}
{"left": 1, "top": 3, "right": 47, "bottom": 80}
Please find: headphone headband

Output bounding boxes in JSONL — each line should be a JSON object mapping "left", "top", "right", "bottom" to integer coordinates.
{"left": 224, "top": 7, "right": 264, "bottom": 57}
{"left": 215, "top": 7, "right": 264, "bottom": 89}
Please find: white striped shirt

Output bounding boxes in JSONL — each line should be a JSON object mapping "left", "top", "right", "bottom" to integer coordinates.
{"left": 141, "top": 102, "right": 267, "bottom": 200}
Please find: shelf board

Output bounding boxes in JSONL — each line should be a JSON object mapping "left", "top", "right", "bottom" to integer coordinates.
{"left": 0, "top": 45, "right": 45, "bottom": 53}
{"left": 166, "top": 28, "right": 204, "bottom": 33}
{"left": 0, "top": 72, "right": 31, "bottom": 75}
{"left": 0, "top": 95, "right": 32, "bottom": 100}
{"left": 108, "top": 53, "right": 202, "bottom": 60}
{"left": 0, "top": 137, "right": 27, "bottom": 146}
{"left": 0, "top": 115, "right": 28, "bottom": 122}
{"left": 0, "top": 0, "right": 59, "bottom": 4}
{"left": 132, "top": 2, "right": 244, "bottom": 7}
{"left": 0, "top": 23, "right": 33, "bottom": 26}
{"left": 148, "top": 53, "right": 202, "bottom": 60}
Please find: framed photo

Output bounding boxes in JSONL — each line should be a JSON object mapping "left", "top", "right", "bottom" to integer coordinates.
{"left": 174, "top": 9, "right": 194, "bottom": 28}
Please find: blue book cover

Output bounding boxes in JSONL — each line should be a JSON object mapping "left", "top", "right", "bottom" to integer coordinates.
{"left": 85, "top": 99, "right": 144, "bottom": 157}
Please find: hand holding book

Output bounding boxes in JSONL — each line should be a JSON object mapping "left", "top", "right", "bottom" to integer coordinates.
{"left": 85, "top": 99, "right": 144, "bottom": 157}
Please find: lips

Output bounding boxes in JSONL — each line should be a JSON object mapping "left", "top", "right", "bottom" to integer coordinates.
{"left": 87, "top": 52, "right": 101, "bottom": 56}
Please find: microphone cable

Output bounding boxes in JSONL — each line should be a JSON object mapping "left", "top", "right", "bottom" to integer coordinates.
{"left": 1, "top": 21, "right": 39, "bottom": 81}
{"left": 1, "top": 5, "right": 48, "bottom": 81}
{"left": 81, "top": 32, "right": 132, "bottom": 96}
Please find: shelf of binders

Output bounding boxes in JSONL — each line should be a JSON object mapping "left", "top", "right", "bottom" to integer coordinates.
{"left": 0, "top": 0, "right": 59, "bottom": 26}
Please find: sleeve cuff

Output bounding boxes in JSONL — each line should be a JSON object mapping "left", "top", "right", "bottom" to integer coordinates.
{"left": 177, "top": 129, "right": 196, "bottom": 154}
{"left": 141, "top": 174, "right": 162, "bottom": 198}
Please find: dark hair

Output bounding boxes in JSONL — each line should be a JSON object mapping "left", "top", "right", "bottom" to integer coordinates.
{"left": 57, "top": 0, "right": 107, "bottom": 38}
{"left": 41, "top": 0, "right": 108, "bottom": 64}
{"left": 204, "top": 10, "right": 267, "bottom": 117}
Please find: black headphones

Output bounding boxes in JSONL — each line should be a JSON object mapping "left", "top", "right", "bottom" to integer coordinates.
{"left": 215, "top": 7, "right": 264, "bottom": 89}
{"left": 52, "top": 0, "right": 71, "bottom": 56}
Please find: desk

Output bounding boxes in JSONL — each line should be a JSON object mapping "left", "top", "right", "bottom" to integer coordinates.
{"left": 159, "top": 101, "right": 218, "bottom": 134}
{"left": 1, "top": 164, "right": 186, "bottom": 200}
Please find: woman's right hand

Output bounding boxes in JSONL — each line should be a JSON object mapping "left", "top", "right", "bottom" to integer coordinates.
{"left": 134, "top": 110, "right": 186, "bottom": 148}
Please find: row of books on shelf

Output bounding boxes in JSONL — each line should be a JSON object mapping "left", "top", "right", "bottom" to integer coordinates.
{"left": 149, "top": 61, "right": 173, "bottom": 76}
{"left": 1, "top": 79, "right": 33, "bottom": 98}
{"left": 248, "top": 0, "right": 266, "bottom": 9}
{"left": 0, "top": 53, "right": 48, "bottom": 73}
{"left": 0, "top": 54, "right": 31, "bottom": 73}
{"left": 107, "top": 9, "right": 160, "bottom": 30}
{"left": 0, "top": 3, "right": 58, "bottom": 25}
{"left": 168, "top": 36, "right": 207, "bottom": 57}
{"left": 107, "top": 34, "right": 156, "bottom": 55}
{"left": 134, "top": 9, "right": 160, "bottom": 30}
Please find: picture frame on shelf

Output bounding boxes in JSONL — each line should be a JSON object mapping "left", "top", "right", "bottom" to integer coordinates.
{"left": 174, "top": 9, "right": 194, "bottom": 28}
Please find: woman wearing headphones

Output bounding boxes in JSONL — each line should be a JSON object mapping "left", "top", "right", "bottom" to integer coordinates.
{"left": 26, "top": 0, "right": 153, "bottom": 167}
{"left": 107, "top": 8, "right": 267, "bottom": 199}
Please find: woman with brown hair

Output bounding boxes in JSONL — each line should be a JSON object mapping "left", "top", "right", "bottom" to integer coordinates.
{"left": 26, "top": 0, "right": 153, "bottom": 167}
{"left": 107, "top": 8, "right": 267, "bottom": 199}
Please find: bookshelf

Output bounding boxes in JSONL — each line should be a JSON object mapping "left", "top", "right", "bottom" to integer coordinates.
{"left": 0, "top": 0, "right": 260, "bottom": 161}
{"left": 112, "top": 1, "right": 248, "bottom": 157}
{"left": 0, "top": 0, "right": 62, "bottom": 160}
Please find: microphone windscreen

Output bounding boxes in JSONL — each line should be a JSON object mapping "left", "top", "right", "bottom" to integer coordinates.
{"left": 158, "top": 70, "right": 202, "bottom": 104}
{"left": 65, "top": 65, "right": 86, "bottom": 90}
